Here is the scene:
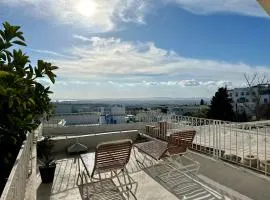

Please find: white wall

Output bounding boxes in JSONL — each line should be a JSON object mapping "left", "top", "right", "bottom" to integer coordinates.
{"left": 43, "top": 122, "right": 158, "bottom": 136}
{"left": 50, "top": 113, "right": 100, "bottom": 125}
{"left": 51, "top": 130, "right": 139, "bottom": 153}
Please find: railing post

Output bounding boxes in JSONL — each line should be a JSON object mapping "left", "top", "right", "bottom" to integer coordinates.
{"left": 256, "top": 127, "right": 259, "bottom": 169}
{"left": 213, "top": 120, "right": 216, "bottom": 158}
{"left": 218, "top": 121, "right": 221, "bottom": 158}
{"left": 265, "top": 127, "right": 267, "bottom": 175}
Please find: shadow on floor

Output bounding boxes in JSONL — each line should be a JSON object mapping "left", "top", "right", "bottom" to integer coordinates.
{"left": 37, "top": 182, "right": 53, "bottom": 200}
{"left": 78, "top": 179, "right": 126, "bottom": 200}
{"left": 138, "top": 154, "right": 249, "bottom": 200}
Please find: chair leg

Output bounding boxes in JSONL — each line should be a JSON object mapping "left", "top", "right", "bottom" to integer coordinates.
{"left": 91, "top": 167, "right": 96, "bottom": 179}
{"left": 124, "top": 168, "right": 138, "bottom": 200}
{"left": 77, "top": 156, "right": 85, "bottom": 186}
{"left": 134, "top": 147, "right": 154, "bottom": 168}
{"left": 133, "top": 147, "right": 140, "bottom": 162}
{"left": 112, "top": 168, "right": 138, "bottom": 200}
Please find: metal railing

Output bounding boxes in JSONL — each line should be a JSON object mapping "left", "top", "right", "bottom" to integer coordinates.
{"left": 171, "top": 116, "right": 270, "bottom": 176}
{"left": 43, "top": 112, "right": 270, "bottom": 176}
{"left": 0, "top": 132, "right": 34, "bottom": 200}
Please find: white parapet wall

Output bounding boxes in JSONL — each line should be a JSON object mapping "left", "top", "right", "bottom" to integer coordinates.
{"left": 43, "top": 122, "right": 158, "bottom": 136}
{"left": 50, "top": 130, "right": 139, "bottom": 153}
{"left": 0, "top": 125, "right": 40, "bottom": 200}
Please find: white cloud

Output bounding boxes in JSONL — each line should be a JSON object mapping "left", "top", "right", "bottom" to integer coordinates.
{"left": 73, "top": 35, "right": 92, "bottom": 42}
{"left": 1, "top": 0, "right": 267, "bottom": 34}
{"left": 97, "top": 80, "right": 233, "bottom": 88}
{"left": 30, "top": 49, "right": 69, "bottom": 58}
{"left": 1, "top": 0, "right": 150, "bottom": 32}
{"left": 49, "top": 36, "right": 270, "bottom": 97}
{"left": 165, "top": 0, "right": 267, "bottom": 17}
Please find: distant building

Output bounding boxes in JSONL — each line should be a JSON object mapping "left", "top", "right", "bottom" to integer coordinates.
{"left": 53, "top": 102, "right": 97, "bottom": 114}
{"left": 172, "top": 105, "right": 206, "bottom": 116}
{"left": 99, "top": 105, "right": 126, "bottom": 124}
{"left": 228, "top": 84, "right": 270, "bottom": 117}
{"left": 135, "top": 110, "right": 164, "bottom": 122}
{"left": 53, "top": 102, "right": 73, "bottom": 114}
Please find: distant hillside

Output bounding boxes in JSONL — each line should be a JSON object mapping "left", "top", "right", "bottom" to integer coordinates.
{"left": 53, "top": 97, "right": 210, "bottom": 105}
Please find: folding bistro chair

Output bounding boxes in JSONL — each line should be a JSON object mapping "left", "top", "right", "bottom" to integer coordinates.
{"left": 78, "top": 139, "right": 137, "bottom": 199}
{"left": 133, "top": 129, "right": 198, "bottom": 173}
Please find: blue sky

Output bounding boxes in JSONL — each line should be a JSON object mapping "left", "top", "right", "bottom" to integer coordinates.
{"left": 1, "top": 0, "right": 270, "bottom": 99}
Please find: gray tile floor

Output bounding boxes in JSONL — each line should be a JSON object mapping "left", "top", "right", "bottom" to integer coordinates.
{"left": 37, "top": 149, "right": 257, "bottom": 200}
{"left": 37, "top": 149, "right": 177, "bottom": 200}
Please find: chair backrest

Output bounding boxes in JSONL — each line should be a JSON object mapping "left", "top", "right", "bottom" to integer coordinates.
{"left": 94, "top": 139, "right": 132, "bottom": 172}
{"left": 172, "top": 129, "right": 196, "bottom": 146}
{"left": 167, "top": 129, "right": 196, "bottom": 155}
{"left": 159, "top": 121, "right": 168, "bottom": 136}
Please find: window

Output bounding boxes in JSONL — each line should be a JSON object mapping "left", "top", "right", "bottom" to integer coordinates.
{"left": 235, "top": 92, "right": 238, "bottom": 97}
{"left": 229, "top": 93, "right": 232, "bottom": 97}
{"left": 252, "top": 91, "right": 256, "bottom": 96}
{"left": 264, "top": 98, "right": 268, "bottom": 104}
{"left": 241, "top": 92, "right": 244, "bottom": 96}
{"left": 237, "top": 97, "right": 246, "bottom": 103}
{"left": 246, "top": 92, "right": 249, "bottom": 96}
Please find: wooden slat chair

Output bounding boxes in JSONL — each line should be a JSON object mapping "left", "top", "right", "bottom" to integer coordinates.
{"left": 134, "top": 129, "right": 196, "bottom": 163}
{"left": 92, "top": 139, "right": 132, "bottom": 177}
{"left": 78, "top": 139, "right": 137, "bottom": 199}
{"left": 170, "top": 129, "right": 196, "bottom": 149}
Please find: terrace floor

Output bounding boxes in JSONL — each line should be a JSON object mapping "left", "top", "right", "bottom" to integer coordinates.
{"left": 36, "top": 149, "right": 270, "bottom": 200}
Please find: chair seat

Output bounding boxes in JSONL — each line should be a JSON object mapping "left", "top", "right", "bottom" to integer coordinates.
{"left": 134, "top": 140, "right": 168, "bottom": 160}
{"left": 80, "top": 153, "right": 95, "bottom": 176}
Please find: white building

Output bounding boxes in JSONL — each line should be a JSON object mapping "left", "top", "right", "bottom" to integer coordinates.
{"left": 99, "top": 105, "right": 126, "bottom": 124}
{"left": 135, "top": 110, "right": 163, "bottom": 122}
{"left": 228, "top": 84, "right": 270, "bottom": 117}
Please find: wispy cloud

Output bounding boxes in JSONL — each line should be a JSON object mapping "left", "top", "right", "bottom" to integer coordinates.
{"left": 104, "top": 80, "right": 233, "bottom": 88}
{"left": 1, "top": 0, "right": 151, "bottom": 32}
{"left": 73, "top": 35, "right": 92, "bottom": 42}
{"left": 1, "top": 0, "right": 267, "bottom": 34}
{"left": 30, "top": 49, "right": 69, "bottom": 58}
{"left": 165, "top": 0, "right": 267, "bottom": 18}
{"left": 50, "top": 36, "right": 270, "bottom": 93}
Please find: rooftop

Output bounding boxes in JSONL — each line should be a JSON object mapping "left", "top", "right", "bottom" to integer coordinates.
{"left": 37, "top": 148, "right": 270, "bottom": 200}
{"left": 2, "top": 115, "right": 270, "bottom": 200}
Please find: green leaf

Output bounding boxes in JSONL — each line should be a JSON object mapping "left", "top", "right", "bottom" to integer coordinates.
{"left": 50, "top": 65, "right": 59, "bottom": 70}
{"left": 0, "top": 53, "right": 5, "bottom": 61}
{"left": 16, "top": 31, "right": 25, "bottom": 41}
{"left": 29, "top": 98, "right": 35, "bottom": 105}
{"left": 8, "top": 97, "right": 13, "bottom": 108}
{"left": 48, "top": 74, "right": 55, "bottom": 84}
{"left": 12, "top": 40, "right": 26, "bottom": 46}
{"left": 34, "top": 67, "right": 43, "bottom": 77}
{"left": 37, "top": 60, "right": 45, "bottom": 71}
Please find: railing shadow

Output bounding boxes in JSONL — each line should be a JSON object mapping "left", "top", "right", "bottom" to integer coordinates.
{"left": 78, "top": 179, "right": 126, "bottom": 200}
{"left": 134, "top": 150, "right": 233, "bottom": 200}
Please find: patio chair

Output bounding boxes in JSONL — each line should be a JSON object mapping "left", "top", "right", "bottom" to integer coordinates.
{"left": 78, "top": 139, "right": 137, "bottom": 199}
{"left": 134, "top": 129, "right": 196, "bottom": 161}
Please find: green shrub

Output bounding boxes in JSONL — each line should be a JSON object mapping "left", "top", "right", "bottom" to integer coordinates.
{"left": 0, "top": 22, "right": 58, "bottom": 193}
